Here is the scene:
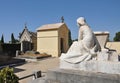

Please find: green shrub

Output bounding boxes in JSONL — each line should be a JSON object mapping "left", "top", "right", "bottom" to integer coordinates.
{"left": 0, "top": 67, "right": 19, "bottom": 83}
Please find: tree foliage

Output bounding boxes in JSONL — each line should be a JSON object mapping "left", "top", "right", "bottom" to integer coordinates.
{"left": 68, "top": 29, "right": 73, "bottom": 47}
{"left": 11, "top": 33, "right": 16, "bottom": 43}
{"left": 113, "top": 32, "right": 120, "bottom": 41}
{"left": 1, "top": 34, "right": 4, "bottom": 44}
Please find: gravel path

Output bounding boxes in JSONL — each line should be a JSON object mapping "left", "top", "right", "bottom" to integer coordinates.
{"left": 14, "top": 57, "right": 59, "bottom": 83}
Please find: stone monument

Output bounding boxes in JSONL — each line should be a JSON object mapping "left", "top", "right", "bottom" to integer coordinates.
{"left": 60, "top": 17, "right": 101, "bottom": 63}
{"left": 60, "top": 17, "right": 120, "bottom": 74}
{"left": 33, "top": 17, "right": 120, "bottom": 83}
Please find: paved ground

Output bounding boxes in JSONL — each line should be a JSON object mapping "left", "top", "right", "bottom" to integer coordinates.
{"left": 14, "top": 57, "right": 59, "bottom": 83}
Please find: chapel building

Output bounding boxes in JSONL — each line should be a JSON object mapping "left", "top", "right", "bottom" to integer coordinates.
{"left": 37, "top": 23, "right": 69, "bottom": 57}
{"left": 19, "top": 25, "right": 37, "bottom": 52}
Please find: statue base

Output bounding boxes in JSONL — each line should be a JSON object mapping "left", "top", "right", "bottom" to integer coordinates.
{"left": 45, "top": 68, "right": 120, "bottom": 83}
{"left": 60, "top": 60, "right": 120, "bottom": 74}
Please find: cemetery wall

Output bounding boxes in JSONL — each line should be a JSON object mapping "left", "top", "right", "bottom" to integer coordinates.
{"left": 106, "top": 42, "right": 120, "bottom": 54}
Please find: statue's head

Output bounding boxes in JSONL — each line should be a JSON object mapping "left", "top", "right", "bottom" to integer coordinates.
{"left": 77, "top": 17, "right": 86, "bottom": 26}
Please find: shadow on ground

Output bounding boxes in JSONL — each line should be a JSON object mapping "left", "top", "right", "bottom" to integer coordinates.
{"left": 0, "top": 58, "right": 26, "bottom": 69}
{"left": 14, "top": 67, "right": 25, "bottom": 73}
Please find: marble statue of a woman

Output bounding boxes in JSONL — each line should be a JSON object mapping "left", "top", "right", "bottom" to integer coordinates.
{"left": 60, "top": 17, "right": 101, "bottom": 64}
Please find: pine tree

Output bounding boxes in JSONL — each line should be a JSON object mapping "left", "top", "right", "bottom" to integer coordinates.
{"left": 1, "top": 34, "right": 4, "bottom": 44}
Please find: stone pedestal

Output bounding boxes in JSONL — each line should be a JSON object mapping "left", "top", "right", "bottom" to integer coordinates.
{"left": 60, "top": 60, "right": 120, "bottom": 75}
{"left": 45, "top": 68, "right": 120, "bottom": 83}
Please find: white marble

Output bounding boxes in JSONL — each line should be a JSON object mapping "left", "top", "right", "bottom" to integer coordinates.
{"left": 60, "top": 17, "right": 101, "bottom": 64}
{"left": 60, "top": 60, "right": 120, "bottom": 74}
{"left": 94, "top": 31, "right": 109, "bottom": 50}
{"left": 60, "top": 17, "right": 120, "bottom": 75}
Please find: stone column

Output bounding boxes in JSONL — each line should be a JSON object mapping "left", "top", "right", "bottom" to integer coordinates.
{"left": 21, "top": 42, "right": 23, "bottom": 52}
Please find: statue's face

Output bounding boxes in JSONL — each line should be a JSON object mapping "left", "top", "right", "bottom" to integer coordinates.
{"left": 77, "top": 23, "right": 82, "bottom": 27}
{"left": 77, "top": 23, "right": 80, "bottom": 27}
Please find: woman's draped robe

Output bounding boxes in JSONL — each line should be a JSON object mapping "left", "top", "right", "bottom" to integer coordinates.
{"left": 60, "top": 25, "right": 101, "bottom": 64}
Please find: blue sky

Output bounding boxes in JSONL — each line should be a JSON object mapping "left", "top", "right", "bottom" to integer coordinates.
{"left": 0, "top": 0, "right": 120, "bottom": 42}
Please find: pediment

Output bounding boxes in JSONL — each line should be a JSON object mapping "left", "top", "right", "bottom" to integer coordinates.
{"left": 20, "top": 28, "right": 32, "bottom": 42}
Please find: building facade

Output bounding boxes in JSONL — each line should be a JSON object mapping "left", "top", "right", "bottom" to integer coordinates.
{"left": 37, "top": 23, "right": 69, "bottom": 57}
{"left": 19, "top": 26, "right": 37, "bottom": 52}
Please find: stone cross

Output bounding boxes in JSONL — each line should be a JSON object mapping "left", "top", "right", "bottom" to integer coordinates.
{"left": 61, "top": 16, "right": 64, "bottom": 23}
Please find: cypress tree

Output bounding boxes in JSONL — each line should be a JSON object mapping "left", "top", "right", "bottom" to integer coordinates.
{"left": 68, "top": 29, "right": 72, "bottom": 47}
{"left": 11, "top": 33, "right": 16, "bottom": 43}
{"left": 1, "top": 34, "right": 4, "bottom": 44}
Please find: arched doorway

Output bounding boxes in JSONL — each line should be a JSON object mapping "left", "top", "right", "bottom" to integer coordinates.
{"left": 21, "top": 41, "right": 32, "bottom": 52}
